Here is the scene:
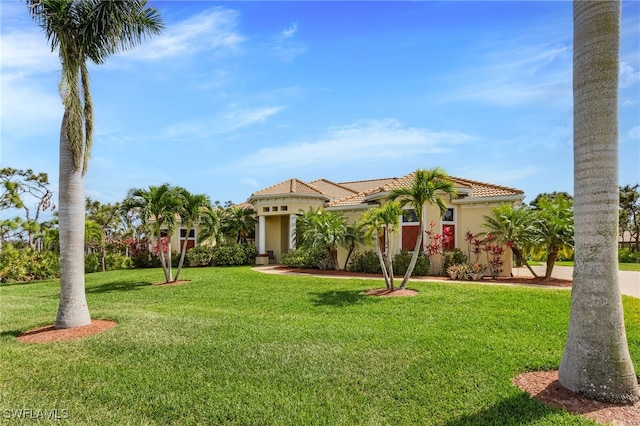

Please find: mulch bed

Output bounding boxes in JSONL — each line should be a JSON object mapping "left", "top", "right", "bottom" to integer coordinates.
{"left": 17, "top": 319, "right": 117, "bottom": 344}
{"left": 274, "top": 266, "right": 572, "bottom": 288}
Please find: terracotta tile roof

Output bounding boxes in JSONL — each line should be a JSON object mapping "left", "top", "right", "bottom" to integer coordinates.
{"left": 249, "top": 172, "right": 523, "bottom": 208}
{"left": 338, "top": 178, "right": 398, "bottom": 193}
{"left": 251, "top": 178, "right": 325, "bottom": 198}
{"left": 449, "top": 176, "right": 524, "bottom": 198}
{"left": 309, "top": 179, "right": 358, "bottom": 200}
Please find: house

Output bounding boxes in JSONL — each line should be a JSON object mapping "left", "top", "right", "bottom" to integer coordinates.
{"left": 248, "top": 170, "right": 525, "bottom": 276}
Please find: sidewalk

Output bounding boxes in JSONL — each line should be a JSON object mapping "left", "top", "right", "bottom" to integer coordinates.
{"left": 514, "top": 265, "right": 639, "bottom": 298}
{"left": 254, "top": 264, "right": 639, "bottom": 299}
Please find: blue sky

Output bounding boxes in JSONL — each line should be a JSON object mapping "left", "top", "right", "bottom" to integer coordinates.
{"left": 1, "top": 1, "right": 639, "bottom": 210}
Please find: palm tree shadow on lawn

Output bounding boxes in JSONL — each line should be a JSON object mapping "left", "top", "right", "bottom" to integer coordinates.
{"left": 309, "top": 290, "right": 377, "bottom": 307}
{"left": 85, "top": 280, "right": 152, "bottom": 294}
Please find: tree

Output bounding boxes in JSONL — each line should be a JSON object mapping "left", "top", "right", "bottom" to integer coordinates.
{"left": 619, "top": 184, "right": 640, "bottom": 250}
{"left": 342, "top": 222, "right": 365, "bottom": 270}
{"left": 534, "top": 196, "right": 574, "bottom": 279}
{"left": 529, "top": 192, "right": 573, "bottom": 209}
{"left": 559, "top": 0, "right": 639, "bottom": 403}
{"left": 482, "top": 204, "right": 539, "bottom": 277}
{"left": 295, "top": 207, "right": 347, "bottom": 270}
{"left": 360, "top": 202, "right": 403, "bottom": 291}
{"left": 123, "top": 184, "right": 182, "bottom": 283}
{"left": 221, "top": 206, "right": 256, "bottom": 244}
{"left": 86, "top": 198, "right": 123, "bottom": 272}
{"left": 174, "top": 188, "right": 210, "bottom": 282}
{"left": 28, "top": 0, "right": 163, "bottom": 329}
{"left": 388, "top": 168, "right": 457, "bottom": 289}
{"left": 0, "top": 167, "right": 55, "bottom": 249}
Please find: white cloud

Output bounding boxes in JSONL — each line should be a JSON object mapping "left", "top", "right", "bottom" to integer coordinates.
{"left": 627, "top": 126, "right": 640, "bottom": 141}
{"left": 1, "top": 29, "right": 60, "bottom": 78}
{"left": 442, "top": 40, "right": 571, "bottom": 107}
{"left": 164, "top": 106, "right": 283, "bottom": 140}
{"left": 240, "top": 177, "right": 260, "bottom": 188}
{"left": 124, "top": 7, "right": 244, "bottom": 61}
{"left": 265, "top": 22, "right": 306, "bottom": 62}
{"left": 620, "top": 62, "right": 639, "bottom": 88}
{"left": 234, "top": 119, "right": 473, "bottom": 171}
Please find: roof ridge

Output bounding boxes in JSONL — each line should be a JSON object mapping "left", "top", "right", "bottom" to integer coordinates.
{"left": 338, "top": 176, "right": 398, "bottom": 185}
{"left": 310, "top": 178, "right": 359, "bottom": 195}
{"left": 450, "top": 176, "right": 524, "bottom": 194}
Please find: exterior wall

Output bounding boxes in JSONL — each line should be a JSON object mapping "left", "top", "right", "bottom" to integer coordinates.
{"left": 252, "top": 193, "right": 518, "bottom": 276}
{"left": 456, "top": 201, "right": 515, "bottom": 274}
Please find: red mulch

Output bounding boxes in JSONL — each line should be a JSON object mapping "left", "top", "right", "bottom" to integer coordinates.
{"left": 514, "top": 370, "right": 640, "bottom": 425}
{"left": 274, "top": 266, "right": 572, "bottom": 288}
{"left": 153, "top": 280, "right": 190, "bottom": 286}
{"left": 17, "top": 319, "right": 117, "bottom": 344}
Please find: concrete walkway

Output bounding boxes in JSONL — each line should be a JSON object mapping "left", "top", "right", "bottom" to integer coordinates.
{"left": 254, "top": 264, "right": 639, "bottom": 299}
{"left": 514, "top": 264, "right": 639, "bottom": 299}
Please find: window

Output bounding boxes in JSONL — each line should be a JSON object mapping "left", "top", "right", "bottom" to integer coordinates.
{"left": 442, "top": 208, "right": 455, "bottom": 251}
{"left": 281, "top": 206, "right": 288, "bottom": 211}
{"left": 263, "top": 207, "right": 270, "bottom": 212}
{"left": 180, "top": 229, "right": 195, "bottom": 238}
{"left": 402, "top": 209, "right": 419, "bottom": 223}
{"left": 272, "top": 206, "right": 279, "bottom": 212}
{"left": 443, "top": 208, "right": 454, "bottom": 222}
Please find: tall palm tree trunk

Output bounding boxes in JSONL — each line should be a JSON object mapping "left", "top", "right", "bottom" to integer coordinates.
{"left": 55, "top": 112, "right": 91, "bottom": 329}
{"left": 174, "top": 228, "right": 191, "bottom": 282}
{"left": 559, "top": 0, "right": 639, "bottom": 403}
{"left": 400, "top": 222, "right": 423, "bottom": 289}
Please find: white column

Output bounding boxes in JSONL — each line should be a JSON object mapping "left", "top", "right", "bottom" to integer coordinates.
{"left": 289, "top": 214, "right": 297, "bottom": 250}
{"left": 258, "top": 215, "right": 266, "bottom": 254}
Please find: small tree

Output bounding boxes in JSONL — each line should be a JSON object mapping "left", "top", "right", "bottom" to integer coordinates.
{"left": 619, "top": 184, "right": 640, "bottom": 250}
{"left": 360, "top": 202, "right": 403, "bottom": 291}
{"left": 482, "top": 204, "right": 539, "bottom": 277}
{"left": 534, "top": 196, "right": 574, "bottom": 279}
{"left": 295, "top": 207, "right": 347, "bottom": 270}
{"left": 174, "top": 188, "right": 210, "bottom": 282}
{"left": 123, "top": 184, "right": 183, "bottom": 283}
{"left": 388, "top": 168, "right": 457, "bottom": 289}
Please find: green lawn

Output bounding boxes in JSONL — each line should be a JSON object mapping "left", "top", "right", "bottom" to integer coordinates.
{"left": 555, "top": 261, "right": 640, "bottom": 272}
{"left": 1, "top": 267, "right": 639, "bottom": 425}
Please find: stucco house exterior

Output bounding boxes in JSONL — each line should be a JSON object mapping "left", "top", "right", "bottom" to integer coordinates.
{"left": 248, "top": 170, "right": 525, "bottom": 275}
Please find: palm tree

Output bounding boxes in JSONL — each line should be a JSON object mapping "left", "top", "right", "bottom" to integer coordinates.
{"left": 559, "top": 0, "right": 639, "bottom": 403}
{"left": 295, "top": 207, "right": 347, "bottom": 270}
{"left": 221, "top": 206, "right": 256, "bottom": 244}
{"left": 360, "top": 202, "right": 403, "bottom": 291}
{"left": 534, "top": 196, "right": 574, "bottom": 279}
{"left": 341, "top": 222, "right": 365, "bottom": 270}
{"left": 198, "top": 206, "right": 224, "bottom": 247}
{"left": 174, "top": 188, "right": 210, "bottom": 282}
{"left": 388, "top": 168, "right": 457, "bottom": 289}
{"left": 123, "top": 184, "right": 182, "bottom": 283}
{"left": 28, "top": 0, "right": 163, "bottom": 329}
{"left": 482, "top": 204, "right": 539, "bottom": 278}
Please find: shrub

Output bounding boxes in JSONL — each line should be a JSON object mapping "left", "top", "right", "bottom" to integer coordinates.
{"left": 0, "top": 245, "right": 59, "bottom": 283}
{"left": 85, "top": 253, "right": 101, "bottom": 274}
{"left": 619, "top": 248, "right": 640, "bottom": 263}
{"left": 211, "top": 243, "right": 256, "bottom": 266}
{"left": 443, "top": 248, "right": 467, "bottom": 273}
{"left": 393, "top": 250, "right": 430, "bottom": 277}
{"left": 106, "top": 253, "right": 134, "bottom": 270}
{"left": 186, "top": 246, "right": 214, "bottom": 267}
{"left": 347, "top": 250, "right": 382, "bottom": 274}
{"left": 131, "top": 249, "right": 161, "bottom": 269}
{"left": 281, "top": 246, "right": 332, "bottom": 269}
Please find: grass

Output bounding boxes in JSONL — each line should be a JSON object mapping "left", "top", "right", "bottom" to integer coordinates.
{"left": 555, "top": 261, "right": 640, "bottom": 272}
{"left": 1, "top": 267, "right": 639, "bottom": 425}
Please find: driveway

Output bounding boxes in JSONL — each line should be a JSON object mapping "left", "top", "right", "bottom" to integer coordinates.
{"left": 515, "top": 265, "right": 639, "bottom": 299}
